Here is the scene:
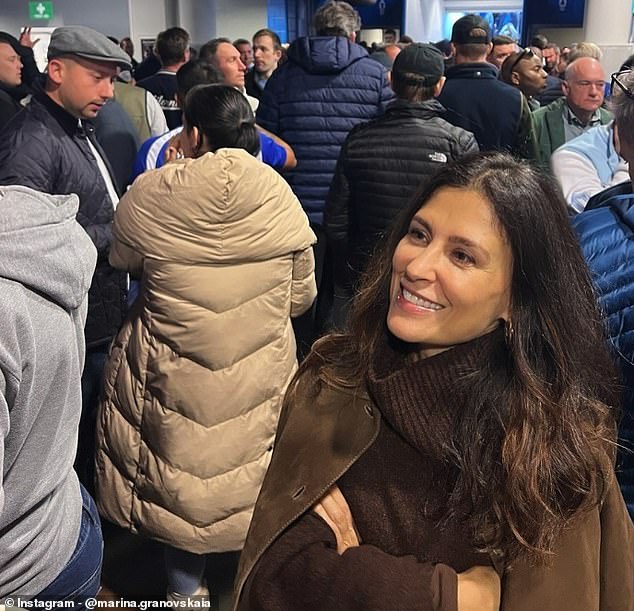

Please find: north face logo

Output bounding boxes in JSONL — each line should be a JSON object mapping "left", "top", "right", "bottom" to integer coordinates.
{"left": 428, "top": 152, "right": 448, "bottom": 163}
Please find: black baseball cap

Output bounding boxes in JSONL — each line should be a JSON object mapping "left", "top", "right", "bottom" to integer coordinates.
{"left": 451, "top": 15, "right": 492, "bottom": 45}
{"left": 392, "top": 43, "right": 445, "bottom": 86}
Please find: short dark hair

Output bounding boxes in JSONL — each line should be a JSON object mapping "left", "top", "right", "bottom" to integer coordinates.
{"left": 183, "top": 84, "right": 260, "bottom": 157}
{"left": 499, "top": 50, "right": 532, "bottom": 84}
{"left": 176, "top": 59, "right": 223, "bottom": 101}
{"left": 391, "top": 72, "right": 436, "bottom": 101}
{"left": 530, "top": 34, "right": 548, "bottom": 49}
{"left": 492, "top": 35, "right": 515, "bottom": 47}
{"left": 252, "top": 28, "right": 281, "bottom": 50}
{"left": 233, "top": 38, "right": 250, "bottom": 48}
{"left": 198, "top": 37, "right": 232, "bottom": 64}
{"left": 454, "top": 42, "right": 489, "bottom": 61}
{"left": 156, "top": 27, "right": 190, "bottom": 66}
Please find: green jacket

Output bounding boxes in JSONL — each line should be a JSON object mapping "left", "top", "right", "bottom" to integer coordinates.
{"left": 533, "top": 97, "right": 613, "bottom": 166}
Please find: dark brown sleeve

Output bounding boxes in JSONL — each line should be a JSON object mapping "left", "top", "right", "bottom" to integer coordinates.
{"left": 247, "top": 512, "right": 458, "bottom": 611}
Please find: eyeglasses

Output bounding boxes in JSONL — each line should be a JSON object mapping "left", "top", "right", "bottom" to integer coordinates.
{"left": 611, "top": 70, "right": 634, "bottom": 100}
{"left": 508, "top": 48, "right": 534, "bottom": 73}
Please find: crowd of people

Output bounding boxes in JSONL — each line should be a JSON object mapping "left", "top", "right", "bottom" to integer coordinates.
{"left": 0, "top": 1, "right": 632, "bottom": 610}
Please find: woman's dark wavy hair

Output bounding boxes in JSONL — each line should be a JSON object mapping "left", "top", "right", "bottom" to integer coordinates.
{"left": 287, "top": 152, "right": 619, "bottom": 564}
{"left": 183, "top": 84, "right": 260, "bottom": 157}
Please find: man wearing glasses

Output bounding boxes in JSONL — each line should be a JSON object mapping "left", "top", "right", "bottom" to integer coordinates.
{"left": 533, "top": 56, "right": 612, "bottom": 164}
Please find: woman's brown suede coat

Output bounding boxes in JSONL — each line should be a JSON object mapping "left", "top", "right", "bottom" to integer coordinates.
{"left": 233, "top": 376, "right": 634, "bottom": 610}
{"left": 95, "top": 149, "right": 316, "bottom": 554}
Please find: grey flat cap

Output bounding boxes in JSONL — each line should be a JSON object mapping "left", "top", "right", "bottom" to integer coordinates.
{"left": 48, "top": 25, "right": 132, "bottom": 69}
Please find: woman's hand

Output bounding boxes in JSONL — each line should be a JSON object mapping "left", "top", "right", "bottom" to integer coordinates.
{"left": 457, "top": 566, "right": 501, "bottom": 611}
{"left": 312, "top": 485, "right": 360, "bottom": 554}
{"left": 164, "top": 133, "right": 184, "bottom": 163}
{"left": 314, "top": 487, "right": 500, "bottom": 610}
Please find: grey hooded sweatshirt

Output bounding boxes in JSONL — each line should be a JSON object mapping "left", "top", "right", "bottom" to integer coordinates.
{"left": 0, "top": 186, "right": 97, "bottom": 597}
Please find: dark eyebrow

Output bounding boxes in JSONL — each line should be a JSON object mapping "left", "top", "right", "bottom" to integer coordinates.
{"left": 448, "top": 235, "right": 481, "bottom": 249}
{"left": 412, "top": 214, "right": 490, "bottom": 257}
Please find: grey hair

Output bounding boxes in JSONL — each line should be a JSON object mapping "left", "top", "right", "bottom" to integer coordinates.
{"left": 568, "top": 41, "right": 602, "bottom": 63}
{"left": 313, "top": 0, "right": 361, "bottom": 37}
{"left": 611, "top": 69, "right": 634, "bottom": 146}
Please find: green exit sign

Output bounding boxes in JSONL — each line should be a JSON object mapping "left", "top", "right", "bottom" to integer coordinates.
{"left": 29, "top": 1, "right": 54, "bottom": 20}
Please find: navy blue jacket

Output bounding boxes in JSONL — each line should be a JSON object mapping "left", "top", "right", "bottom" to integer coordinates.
{"left": 572, "top": 181, "right": 634, "bottom": 520}
{"left": 256, "top": 36, "right": 393, "bottom": 224}
{"left": 438, "top": 62, "right": 538, "bottom": 160}
{"left": 137, "top": 71, "right": 181, "bottom": 130}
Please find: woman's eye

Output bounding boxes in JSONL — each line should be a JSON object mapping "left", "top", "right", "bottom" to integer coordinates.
{"left": 453, "top": 250, "right": 475, "bottom": 265}
{"left": 408, "top": 227, "right": 427, "bottom": 241}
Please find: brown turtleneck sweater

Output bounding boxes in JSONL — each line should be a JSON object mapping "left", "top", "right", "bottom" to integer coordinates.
{"left": 248, "top": 329, "right": 502, "bottom": 611}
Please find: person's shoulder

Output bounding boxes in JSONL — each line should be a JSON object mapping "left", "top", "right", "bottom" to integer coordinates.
{"left": 490, "top": 78, "right": 522, "bottom": 103}
{"left": 135, "top": 73, "right": 155, "bottom": 86}
{"left": 599, "top": 106, "right": 614, "bottom": 123}
{"left": 344, "top": 113, "right": 384, "bottom": 139}
{"left": 0, "top": 280, "right": 29, "bottom": 378}
{"left": 0, "top": 102, "right": 57, "bottom": 159}
{"left": 585, "top": 181, "right": 633, "bottom": 211}
{"left": 534, "top": 97, "right": 564, "bottom": 118}
{"left": 349, "top": 54, "right": 388, "bottom": 78}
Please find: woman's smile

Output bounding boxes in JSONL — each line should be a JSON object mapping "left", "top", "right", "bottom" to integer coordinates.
{"left": 397, "top": 285, "right": 445, "bottom": 312}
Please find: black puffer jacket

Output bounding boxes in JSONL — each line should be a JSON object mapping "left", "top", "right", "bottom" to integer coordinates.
{"left": 0, "top": 93, "right": 126, "bottom": 348}
{"left": 324, "top": 98, "right": 478, "bottom": 289}
{"left": 0, "top": 85, "right": 22, "bottom": 132}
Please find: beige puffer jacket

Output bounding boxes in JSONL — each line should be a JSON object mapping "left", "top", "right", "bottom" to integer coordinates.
{"left": 95, "top": 148, "right": 316, "bottom": 553}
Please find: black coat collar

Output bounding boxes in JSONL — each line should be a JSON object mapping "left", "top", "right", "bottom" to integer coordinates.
{"left": 34, "top": 91, "right": 85, "bottom": 137}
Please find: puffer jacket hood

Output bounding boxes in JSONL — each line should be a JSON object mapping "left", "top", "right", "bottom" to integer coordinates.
{"left": 0, "top": 185, "right": 96, "bottom": 310}
{"left": 124, "top": 148, "right": 315, "bottom": 264}
{"left": 288, "top": 36, "right": 368, "bottom": 75}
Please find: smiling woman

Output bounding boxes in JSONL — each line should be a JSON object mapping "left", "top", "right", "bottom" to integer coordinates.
{"left": 387, "top": 188, "right": 512, "bottom": 357}
{"left": 233, "top": 152, "right": 634, "bottom": 611}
